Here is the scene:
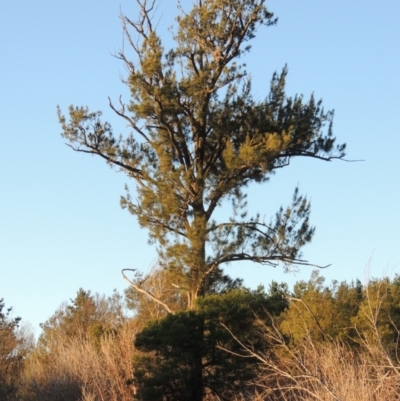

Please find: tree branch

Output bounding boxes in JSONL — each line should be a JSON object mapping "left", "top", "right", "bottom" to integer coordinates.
{"left": 65, "top": 144, "right": 145, "bottom": 185}
{"left": 108, "top": 96, "right": 151, "bottom": 143}
{"left": 204, "top": 253, "right": 330, "bottom": 281}
{"left": 122, "top": 269, "right": 174, "bottom": 314}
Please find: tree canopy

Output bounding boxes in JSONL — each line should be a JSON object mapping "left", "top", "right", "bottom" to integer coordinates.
{"left": 59, "top": 0, "right": 346, "bottom": 309}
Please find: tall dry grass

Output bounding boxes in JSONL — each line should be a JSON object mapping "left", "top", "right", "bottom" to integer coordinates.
{"left": 229, "top": 273, "right": 400, "bottom": 401}
{"left": 21, "top": 320, "right": 137, "bottom": 401}
{"left": 252, "top": 332, "right": 400, "bottom": 401}
{"left": 18, "top": 268, "right": 400, "bottom": 401}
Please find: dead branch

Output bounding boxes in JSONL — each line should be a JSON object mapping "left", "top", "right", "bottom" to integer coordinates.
{"left": 122, "top": 268, "right": 174, "bottom": 314}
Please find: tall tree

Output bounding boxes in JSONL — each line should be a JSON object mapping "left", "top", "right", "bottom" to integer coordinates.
{"left": 59, "top": 0, "right": 346, "bottom": 309}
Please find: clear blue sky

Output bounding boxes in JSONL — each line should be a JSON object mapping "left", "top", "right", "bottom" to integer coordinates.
{"left": 1, "top": 0, "right": 399, "bottom": 334}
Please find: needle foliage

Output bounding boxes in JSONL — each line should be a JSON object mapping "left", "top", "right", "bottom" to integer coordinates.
{"left": 58, "top": 0, "right": 346, "bottom": 309}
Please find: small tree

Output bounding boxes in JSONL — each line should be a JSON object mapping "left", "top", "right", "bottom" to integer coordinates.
{"left": 133, "top": 286, "right": 288, "bottom": 401}
{"left": 38, "top": 289, "right": 125, "bottom": 351}
{"left": 59, "top": 0, "right": 346, "bottom": 310}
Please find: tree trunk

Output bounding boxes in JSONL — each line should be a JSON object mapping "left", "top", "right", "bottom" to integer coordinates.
{"left": 190, "top": 314, "right": 204, "bottom": 401}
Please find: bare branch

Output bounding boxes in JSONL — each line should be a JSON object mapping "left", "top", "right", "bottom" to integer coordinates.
{"left": 288, "top": 297, "right": 328, "bottom": 341}
{"left": 122, "top": 269, "right": 174, "bottom": 314}
{"left": 65, "top": 143, "right": 145, "bottom": 185}
{"left": 108, "top": 96, "right": 151, "bottom": 143}
{"left": 212, "top": 253, "right": 330, "bottom": 269}
{"left": 219, "top": 321, "right": 345, "bottom": 401}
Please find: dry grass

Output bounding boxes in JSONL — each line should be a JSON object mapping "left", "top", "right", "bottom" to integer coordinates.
{"left": 18, "top": 266, "right": 400, "bottom": 401}
{"left": 254, "top": 335, "right": 400, "bottom": 401}
{"left": 21, "top": 321, "right": 137, "bottom": 401}
{"left": 229, "top": 273, "right": 400, "bottom": 401}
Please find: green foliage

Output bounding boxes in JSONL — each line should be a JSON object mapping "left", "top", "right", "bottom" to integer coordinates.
{"left": 280, "top": 271, "right": 400, "bottom": 357}
{"left": 134, "top": 311, "right": 204, "bottom": 401}
{"left": 330, "top": 277, "right": 363, "bottom": 341}
{"left": 133, "top": 286, "right": 288, "bottom": 401}
{"left": 281, "top": 271, "right": 336, "bottom": 342}
{"left": 59, "top": 0, "right": 346, "bottom": 308}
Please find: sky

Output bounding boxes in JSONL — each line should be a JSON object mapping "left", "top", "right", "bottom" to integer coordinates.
{"left": 1, "top": 0, "right": 400, "bottom": 335}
